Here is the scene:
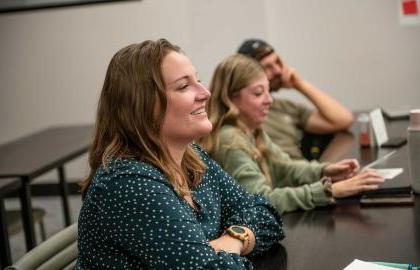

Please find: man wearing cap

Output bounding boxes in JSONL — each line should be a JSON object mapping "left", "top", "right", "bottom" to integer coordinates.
{"left": 238, "top": 39, "right": 354, "bottom": 160}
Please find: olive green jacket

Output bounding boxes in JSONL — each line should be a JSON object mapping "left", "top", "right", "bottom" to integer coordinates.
{"left": 212, "top": 125, "right": 332, "bottom": 214}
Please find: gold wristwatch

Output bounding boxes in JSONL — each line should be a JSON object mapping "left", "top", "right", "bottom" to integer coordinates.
{"left": 226, "top": 225, "right": 250, "bottom": 254}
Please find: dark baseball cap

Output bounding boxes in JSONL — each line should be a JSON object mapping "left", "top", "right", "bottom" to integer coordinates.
{"left": 237, "top": 39, "right": 274, "bottom": 61}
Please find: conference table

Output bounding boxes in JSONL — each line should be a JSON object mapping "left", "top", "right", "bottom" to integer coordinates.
{"left": 0, "top": 124, "right": 94, "bottom": 267}
{"left": 1, "top": 120, "right": 417, "bottom": 269}
{"left": 254, "top": 118, "right": 419, "bottom": 270}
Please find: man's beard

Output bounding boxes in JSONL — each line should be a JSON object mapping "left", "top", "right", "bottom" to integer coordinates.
{"left": 269, "top": 75, "right": 283, "bottom": 92}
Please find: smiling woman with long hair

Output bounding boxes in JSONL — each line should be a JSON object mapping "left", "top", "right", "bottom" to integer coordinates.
{"left": 76, "top": 40, "right": 284, "bottom": 269}
{"left": 200, "top": 54, "right": 384, "bottom": 214}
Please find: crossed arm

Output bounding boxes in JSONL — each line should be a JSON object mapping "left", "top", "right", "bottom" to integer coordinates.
{"left": 97, "top": 166, "right": 283, "bottom": 269}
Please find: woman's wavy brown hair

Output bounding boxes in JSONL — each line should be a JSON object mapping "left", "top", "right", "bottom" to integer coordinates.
{"left": 200, "top": 54, "right": 273, "bottom": 184}
{"left": 80, "top": 39, "right": 206, "bottom": 198}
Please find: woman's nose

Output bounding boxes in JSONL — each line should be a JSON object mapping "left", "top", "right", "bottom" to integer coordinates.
{"left": 264, "top": 92, "right": 273, "bottom": 105}
{"left": 196, "top": 82, "right": 211, "bottom": 101}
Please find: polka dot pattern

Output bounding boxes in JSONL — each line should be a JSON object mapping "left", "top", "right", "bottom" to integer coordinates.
{"left": 76, "top": 144, "right": 284, "bottom": 269}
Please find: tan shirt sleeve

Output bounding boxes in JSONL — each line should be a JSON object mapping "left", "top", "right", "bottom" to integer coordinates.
{"left": 263, "top": 98, "right": 312, "bottom": 159}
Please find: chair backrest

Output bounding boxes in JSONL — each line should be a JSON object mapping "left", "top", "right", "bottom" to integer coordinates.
{"left": 5, "top": 223, "right": 78, "bottom": 270}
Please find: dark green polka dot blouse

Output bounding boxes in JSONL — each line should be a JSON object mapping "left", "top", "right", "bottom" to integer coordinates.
{"left": 76, "top": 145, "right": 284, "bottom": 269}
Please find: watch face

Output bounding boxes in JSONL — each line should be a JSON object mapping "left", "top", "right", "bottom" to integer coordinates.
{"left": 231, "top": 226, "right": 245, "bottom": 234}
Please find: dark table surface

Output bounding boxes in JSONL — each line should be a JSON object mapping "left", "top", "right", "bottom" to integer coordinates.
{"left": 0, "top": 124, "right": 94, "bottom": 178}
{"left": 0, "top": 124, "right": 94, "bottom": 267}
{"left": 279, "top": 196, "right": 419, "bottom": 270}
{"left": 255, "top": 118, "right": 419, "bottom": 270}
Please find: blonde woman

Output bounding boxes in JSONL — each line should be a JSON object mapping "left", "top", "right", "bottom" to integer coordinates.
{"left": 76, "top": 40, "right": 283, "bottom": 269}
{"left": 201, "top": 54, "right": 384, "bottom": 214}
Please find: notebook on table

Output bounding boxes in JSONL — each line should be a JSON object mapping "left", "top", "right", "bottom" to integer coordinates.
{"left": 360, "top": 192, "right": 414, "bottom": 206}
{"left": 360, "top": 178, "right": 413, "bottom": 206}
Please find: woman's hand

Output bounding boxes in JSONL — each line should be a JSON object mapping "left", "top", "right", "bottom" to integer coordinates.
{"left": 323, "top": 159, "right": 360, "bottom": 182}
{"left": 331, "top": 170, "right": 385, "bottom": 198}
{"left": 209, "top": 234, "right": 243, "bottom": 255}
{"left": 209, "top": 226, "right": 256, "bottom": 255}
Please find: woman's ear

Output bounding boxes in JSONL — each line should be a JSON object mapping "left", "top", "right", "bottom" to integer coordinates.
{"left": 230, "top": 95, "right": 242, "bottom": 109}
{"left": 230, "top": 92, "right": 240, "bottom": 103}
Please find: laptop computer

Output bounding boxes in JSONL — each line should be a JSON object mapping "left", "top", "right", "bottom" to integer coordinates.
{"left": 360, "top": 143, "right": 413, "bottom": 205}
{"left": 369, "top": 108, "right": 407, "bottom": 148}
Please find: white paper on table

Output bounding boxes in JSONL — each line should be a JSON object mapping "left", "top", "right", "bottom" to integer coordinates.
{"left": 344, "top": 259, "right": 398, "bottom": 270}
{"left": 374, "top": 168, "right": 403, "bottom": 180}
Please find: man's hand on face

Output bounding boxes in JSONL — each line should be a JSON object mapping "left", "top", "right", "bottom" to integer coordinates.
{"left": 266, "top": 55, "right": 304, "bottom": 91}
{"left": 279, "top": 64, "right": 294, "bottom": 89}
{"left": 279, "top": 65, "right": 305, "bottom": 90}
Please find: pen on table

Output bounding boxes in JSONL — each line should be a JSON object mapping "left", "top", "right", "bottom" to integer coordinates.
{"left": 361, "top": 150, "right": 397, "bottom": 171}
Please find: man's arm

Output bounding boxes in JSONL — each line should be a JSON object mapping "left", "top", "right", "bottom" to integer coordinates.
{"left": 295, "top": 77, "right": 353, "bottom": 133}
{"left": 283, "top": 67, "right": 354, "bottom": 134}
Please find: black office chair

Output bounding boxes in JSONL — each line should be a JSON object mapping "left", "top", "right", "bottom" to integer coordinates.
{"left": 5, "top": 223, "right": 78, "bottom": 270}
{"left": 7, "top": 208, "right": 47, "bottom": 242}
{"left": 300, "top": 132, "right": 334, "bottom": 160}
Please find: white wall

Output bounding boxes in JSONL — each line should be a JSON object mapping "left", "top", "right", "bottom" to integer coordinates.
{"left": 265, "top": 0, "right": 420, "bottom": 110}
{"left": 1, "top": 0, "right": 419, "bottom": 180}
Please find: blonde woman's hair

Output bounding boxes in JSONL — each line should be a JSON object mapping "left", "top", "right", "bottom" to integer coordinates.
{"left": 200, "top": 54, "right": 272, "bottom": 184}
{"left": 80, "top": 39, "right": 206, "bottom": 198}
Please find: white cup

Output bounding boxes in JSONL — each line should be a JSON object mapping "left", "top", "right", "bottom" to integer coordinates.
{"left": 408, "top": 109, "right": 420, "bottom": 194}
